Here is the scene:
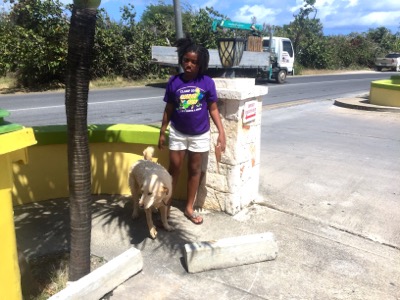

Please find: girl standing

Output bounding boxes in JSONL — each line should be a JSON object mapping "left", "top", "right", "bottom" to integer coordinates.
{"left": 158, "top": 37, "right": 226, "bottom": 224}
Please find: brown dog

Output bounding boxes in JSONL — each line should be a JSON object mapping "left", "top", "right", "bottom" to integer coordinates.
{"left": 129, "top": 146, "right": 173, "bottom": 239}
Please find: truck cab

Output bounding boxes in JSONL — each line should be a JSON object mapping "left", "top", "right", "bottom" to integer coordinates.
{"left": 262, "top": 37, "right": 295, "bottom": 83}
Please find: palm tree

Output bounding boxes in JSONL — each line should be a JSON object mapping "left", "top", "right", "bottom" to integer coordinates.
{"left": 65, "top": 0, "right": 100, "bottom": 281}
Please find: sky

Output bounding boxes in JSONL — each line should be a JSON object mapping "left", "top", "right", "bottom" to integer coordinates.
{"left": 91, "top": 0, "right": 400, "bottom": 36}
{"left": 1, "top": 0, "right": 390, "bottom": 36}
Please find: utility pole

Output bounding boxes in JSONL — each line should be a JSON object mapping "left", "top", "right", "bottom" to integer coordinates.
{"left": 173, "top": 0, "right": 184, "bottom": 40}
{"left": 173, "top": 0, "right": 184, "bottom": 73}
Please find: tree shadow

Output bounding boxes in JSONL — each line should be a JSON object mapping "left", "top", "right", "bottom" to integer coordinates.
{"left": 13, "top": 124, "right": 196, "bottom": 275}
{"left": 91, "top": 196, "right": 199, "bottom": 256}
{"left": 14, "top": 194, "right": 200, "bottom": 268}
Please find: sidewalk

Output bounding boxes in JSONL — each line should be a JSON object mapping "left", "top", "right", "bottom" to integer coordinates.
{"left": 14, "top": 97, "right": 400, "bottom": 299}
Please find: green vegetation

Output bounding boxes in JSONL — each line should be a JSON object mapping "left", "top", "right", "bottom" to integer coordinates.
{"left": 23, "top": 252, "right": 105, "bottom": 299}
{"left": 0, "top": 0, "right": 399, "bottom": 90}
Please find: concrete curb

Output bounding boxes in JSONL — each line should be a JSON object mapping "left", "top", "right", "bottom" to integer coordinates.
{"left": 48, "top": 248, "right": 143, "bottom": 300}
{"left": 184, "top": 232, "right": 278, "bottom": 273}
{"left": 334, "top": 97, "right": 400, "bottom": 113}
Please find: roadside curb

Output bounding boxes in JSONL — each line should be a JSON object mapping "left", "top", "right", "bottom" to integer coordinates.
{"left": 184, "top": 232, "right": 278, "bottom": 273}
{"left": 334, "top": 97, "right": 400, "bottom": 113}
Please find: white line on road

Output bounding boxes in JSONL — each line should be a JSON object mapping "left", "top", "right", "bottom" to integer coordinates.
{"left": 6, "top": 96, "right": 162, "bottom": 112}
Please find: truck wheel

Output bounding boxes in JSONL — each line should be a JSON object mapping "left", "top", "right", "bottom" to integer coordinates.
{"left": 376, "top": 66, "right": 382, "bottom": 71}
{"left": 276, "top": 70, "right": 287, "bottom": 84}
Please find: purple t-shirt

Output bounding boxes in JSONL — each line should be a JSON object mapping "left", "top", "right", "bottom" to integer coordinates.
{"left": 163, "top": 74, "right": 218, "bottom": 135}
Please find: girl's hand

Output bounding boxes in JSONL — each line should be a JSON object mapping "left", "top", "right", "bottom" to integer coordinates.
{"left": 158, "top": 132, "right": 166, "bottom": 150}
{"left": 217, "top": 133, "right": 226, "bottom": 152}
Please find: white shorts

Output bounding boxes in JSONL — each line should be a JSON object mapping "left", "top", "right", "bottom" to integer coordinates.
{"left": 169, "top": 125, "right": 210, "bottom": 153}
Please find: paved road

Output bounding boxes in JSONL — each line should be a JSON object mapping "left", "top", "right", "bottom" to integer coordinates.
{"left": 1, "top": 71, "right": 397, "bottom": 126}
{"left": 260, "top": 101, "right": 400, "bottom": 249}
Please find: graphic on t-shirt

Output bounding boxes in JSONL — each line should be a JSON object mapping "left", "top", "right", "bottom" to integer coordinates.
{"left": 177, "top": 86, "right": 205, "bottom": 111}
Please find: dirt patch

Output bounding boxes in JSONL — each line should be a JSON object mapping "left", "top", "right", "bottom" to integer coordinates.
{"left": 300, "top": 68, "right": 373, "bottom": 75}
{"left": 23, "top": 252, "right": 106, "bottom": 300}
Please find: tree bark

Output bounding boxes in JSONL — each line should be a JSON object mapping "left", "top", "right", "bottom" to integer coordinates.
{"left": 65, "top": 6, "right": 97, "bottom": 281}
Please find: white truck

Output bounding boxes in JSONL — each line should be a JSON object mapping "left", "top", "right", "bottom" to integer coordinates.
{"left": 375, "top": 53, "right": 400, "bottom": 72}
{"left": 150, "top": 19, "right": 295, "bottom": 83}
{"left": 261, "top": 36, "right": 295, "bottom": 83}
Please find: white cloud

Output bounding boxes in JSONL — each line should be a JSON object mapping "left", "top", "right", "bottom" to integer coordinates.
{"left": 203, "top": 0, "right": 219, "bottom": 8}
{"left": 346, "top": 0, "right": 358, "bottom": 8}
{"left": 233, "top": 5, "right": 279, "bottom": 25}
{"left": 367, "top": 1, "right": 400, "bottom": 10}
{"left": 359, "top": 11, "right": 400, "bottom": 27}
{"left": 289, "top": 0, "right": 306, "bottom": 13}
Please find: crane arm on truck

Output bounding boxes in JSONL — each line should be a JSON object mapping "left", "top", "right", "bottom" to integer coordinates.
{"left": 211, "top": 19, "right": 263, "bottom": 36}
{"left": 210, "top": 19, "right": 294, "bottom": 83}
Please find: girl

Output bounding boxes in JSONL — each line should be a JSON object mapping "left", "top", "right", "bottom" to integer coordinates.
{"left": 158, "top": 37, "right": 226, "bottom": 224}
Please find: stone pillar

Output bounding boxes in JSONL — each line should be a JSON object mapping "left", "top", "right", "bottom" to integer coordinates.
{"left": 197, "top": 78, "right": 268, "bottom": 215}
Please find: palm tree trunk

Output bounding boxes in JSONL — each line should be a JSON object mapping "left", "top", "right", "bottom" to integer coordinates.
{"left": 65, "top": 6, "right": 97, "bottom": 281}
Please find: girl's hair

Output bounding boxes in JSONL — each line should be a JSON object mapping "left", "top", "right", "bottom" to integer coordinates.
{"left": 175, "top": 37, "right": 210, "bottom": 75}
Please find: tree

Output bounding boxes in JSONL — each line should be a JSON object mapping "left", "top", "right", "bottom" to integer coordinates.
{"left": 322, "top": 33, "right": 377, "bottom": 69}
{"left": 140, "top": 0, "right": 192, "bottom": 38}
{"left": 285, "top": 0, "right": 318, "bottom": 54}
{"left": 366, "top": 27, "right": 396, "bottom": 55}
{"left": 1, "top": 0, "right": 69, "bottom": 87}
{"left": 187, "top": 7, "right": 227, "bottom": 49}
{"left": 65, "top": 0, "right": 100, "bottom": 281}
{"left": 119, "top": 4, "right": 168, "bottom": 79}
{"left": 91, "top": 8, "right": 125, "bottom": 78}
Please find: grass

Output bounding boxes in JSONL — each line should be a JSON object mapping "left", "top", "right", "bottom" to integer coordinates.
{"left": 299, "top": 68, "right": 372, "bottom": 75}
{"left": 89, "top": 75, "right": 168, "bottom": 89}
{"left": 24, "top": 252, "right": 106, "bottom": 300}
{"left": 0, "top": 76, "right": 15, "bottom": 90}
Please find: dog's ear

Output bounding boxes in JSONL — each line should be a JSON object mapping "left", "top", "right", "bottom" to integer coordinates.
{"left": 143, "top": 146, "right": 154, "bottom": 161}
{"left": 162, "top": 185, "right": 170, "bottom": 196}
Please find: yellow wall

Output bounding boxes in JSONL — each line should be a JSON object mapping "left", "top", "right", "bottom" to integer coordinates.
{"left": 6, "top": 124, "right": 188, "bottom": 299}
{"left": 0, "top": 154, "right": 23, "bottom": 300}
{"left": 370, "top": 77, "right": 400, "bottom": 107}
{"left": 370, "top": 86, "right": 400, "bottom": 107}
{"left": 0, "top": 128, "right": 36, "bottom": 300}
{"left": 12, "top": 142, "right": 187, "bottom": 205}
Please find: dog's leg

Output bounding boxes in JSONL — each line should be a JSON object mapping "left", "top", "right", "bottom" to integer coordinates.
{"left": 160, "top": 205, "right": 174, "bottom": 232}
{"left": 144, "top": 208, "right": 157, "bottom": 239}
{"left": 131, "top": 182, "right": 140, "bottom": 219}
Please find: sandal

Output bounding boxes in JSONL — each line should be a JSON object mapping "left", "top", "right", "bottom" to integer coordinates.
{"left": 184, "top": 212, "right": 203, "bottom": 225}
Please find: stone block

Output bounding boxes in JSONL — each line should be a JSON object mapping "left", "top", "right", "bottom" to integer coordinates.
{"left": 184, "top": 232, "right": 278, "bottom": 273}
{"left": 49, "top": 248, "right": 143, "bottom": 300}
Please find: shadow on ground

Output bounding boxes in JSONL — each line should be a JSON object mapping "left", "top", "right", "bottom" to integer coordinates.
{"left": 14, "top": 195, "right": 199, "bottom": 264}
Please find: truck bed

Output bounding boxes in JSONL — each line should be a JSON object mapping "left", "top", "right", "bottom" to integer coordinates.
{"left": 151, "top": 46, "right": 270, "bottom": 69}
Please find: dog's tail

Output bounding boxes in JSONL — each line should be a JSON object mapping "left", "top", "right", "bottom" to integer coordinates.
{"left": 143, "top": 146, "right": 155, "bottom": 161}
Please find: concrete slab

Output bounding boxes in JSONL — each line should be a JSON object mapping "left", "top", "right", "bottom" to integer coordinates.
{"left": 260, "top": 101, "right": 400, "bottom": 249}
{"left": 48, "top": 248, "right": 142, "bottom": 300}
{"left": 184, "top": 232, "right": 277, "bottom": 273}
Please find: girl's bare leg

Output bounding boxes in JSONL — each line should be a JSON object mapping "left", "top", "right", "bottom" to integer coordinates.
{"left": 168, "top": 150, "right": 186, "bottom": 214}
{"left": 185, "top": 151, "right": 203, "bottom": 223}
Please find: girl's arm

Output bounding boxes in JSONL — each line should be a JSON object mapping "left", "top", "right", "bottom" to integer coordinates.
{"left": 159, "top": 102, "right": 174, "bottom": 150}
{"left": 208, "top": 102, "right": 226, "bottom": 152}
